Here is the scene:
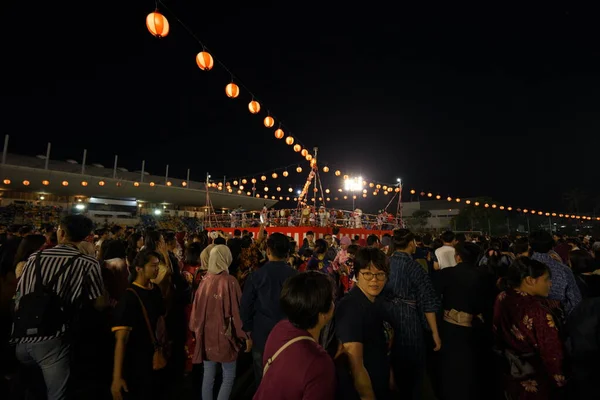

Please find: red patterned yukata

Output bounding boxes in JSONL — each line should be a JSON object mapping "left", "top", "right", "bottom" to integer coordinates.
{"left": 493, "top": 288, "right": 566, "bottom": 399}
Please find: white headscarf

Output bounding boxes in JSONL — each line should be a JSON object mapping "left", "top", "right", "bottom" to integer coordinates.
{"left": 200, "top": 244, "right": 215, "bottom": 271}
{"left": 208, "top": 245, "right": 232, "bottom": 275}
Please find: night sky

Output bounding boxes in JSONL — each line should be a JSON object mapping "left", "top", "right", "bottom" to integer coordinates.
{"left": 3, "top": 3, "right": 599, "bottom": 213}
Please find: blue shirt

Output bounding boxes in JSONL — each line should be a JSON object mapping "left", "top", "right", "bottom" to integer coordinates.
{"left": 531, "top": 252, "right": 582, "bottom": 315}
{"left": 239, "top": 261, "right": 297, "bottom": 351}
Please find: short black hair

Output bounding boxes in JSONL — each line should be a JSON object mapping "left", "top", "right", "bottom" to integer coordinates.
{"left": 267, "top": 233, "right": 290, "bottom": 259}
{"left": 234, "top": 229, "right": 241, "bottom": 237}
{"left": 454, "top": 242, "right": 481, "bottom": 265}
{"left": 185, "top": 242, "right": 204, "bottom": 265}
{"left": 529, "top": 231, "right": 554, "bottom": 254}
{"left": 353, "top": 247, "right": 389, "bottom": 277}
{"left": 366, "top": 234, "right": 379, "bottom": 246}
{"left": 60, "top": 215, "right": 93, "bottom": 242}
{"left": 280, "top": 271, "right": 333, "bottom": 330}
{"left": 441, "top": 231, "right": 456, "bottom": 243}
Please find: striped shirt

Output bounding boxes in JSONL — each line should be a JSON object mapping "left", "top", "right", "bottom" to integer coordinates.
{"left": 13, "top": 244, "right": 104, "bottom": 344}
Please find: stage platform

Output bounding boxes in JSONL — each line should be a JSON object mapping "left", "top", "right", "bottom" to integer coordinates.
{"left": 212, "top": 227, "right": 393, "bottom": 244}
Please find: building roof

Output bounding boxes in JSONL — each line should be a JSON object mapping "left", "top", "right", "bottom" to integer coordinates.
{"left": 0, "top": 154, "right": 277, "bottom": 210}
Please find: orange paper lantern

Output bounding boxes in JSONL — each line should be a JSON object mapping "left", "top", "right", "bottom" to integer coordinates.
{"left": 248, "top": 100, "right": 261, "bottom": 114}
{"left": 301, "top": 149, "right": 308, "bottom": 157}
{"left": 274, "top": 128, "right": 284, "bottom": 139}
{"left": 225, "top": 83, "right": 239, "bottom": 98}
{"left": 196, "top": 51, "right": 214, "bottom": 71}
{"left": 323, "top": 166, "right": 329, "bottom": 173}
{"left": 264, "top": 116, "right": 274, "bottom": 128}
{"left": 293, "top": 144, "right": 301, "bottom": 152}
{"left": 146, "top": 12, "right": 170, "bottom": 38}
{"left": 285, "top": 136, "right": 294, "bottom": 145}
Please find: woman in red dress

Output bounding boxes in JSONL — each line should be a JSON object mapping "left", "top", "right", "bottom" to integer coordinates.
{"left": 493, "top": 257, "right": 567, "bottom": 399}
{"left": 181, "top": 242, "right": 206, "bottom": 373}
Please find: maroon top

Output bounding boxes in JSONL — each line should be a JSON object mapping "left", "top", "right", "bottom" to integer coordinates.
{"left": 493, "top": 289, "right": 566, "bottom": 399}
{"left": 254, "top": 320, "right": 336, "bottom": 400}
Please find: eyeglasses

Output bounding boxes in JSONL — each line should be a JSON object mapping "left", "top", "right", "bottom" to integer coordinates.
{"left": 359, "top": 271, "right": 387, "bottom": 281}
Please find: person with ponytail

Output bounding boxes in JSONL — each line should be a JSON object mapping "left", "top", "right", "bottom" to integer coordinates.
{"left": 493, "top": 257, "right": 567, "bottom": 399}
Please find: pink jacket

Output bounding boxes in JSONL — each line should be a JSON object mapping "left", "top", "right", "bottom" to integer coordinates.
{"left": 189, "top": 273, "right": 247, "bottom": 364}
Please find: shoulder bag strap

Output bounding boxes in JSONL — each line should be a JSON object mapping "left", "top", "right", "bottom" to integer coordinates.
{"left": 126, "top": 287, "right": 158, "bottom": 348}
{"left": 263, "top": 335, "right": 315, "bottom": 376}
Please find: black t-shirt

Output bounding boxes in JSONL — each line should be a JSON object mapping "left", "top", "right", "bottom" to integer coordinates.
{"left": 112, "top": 283, "right": 165, "bottom": 380}
{"left": 335, "top": 286, "right": 390, "bottom": 400}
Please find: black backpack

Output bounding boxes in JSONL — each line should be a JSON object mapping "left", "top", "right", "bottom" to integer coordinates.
{"left": 12, "top": 251, "right": 81, "bottom": 339}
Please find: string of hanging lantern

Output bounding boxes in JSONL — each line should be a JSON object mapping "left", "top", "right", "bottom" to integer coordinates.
{"left": 145, "top": 2, "right": 312, "bottom": 163}
{"left": 144, "top": 7, "right": 598, "bottom": 221}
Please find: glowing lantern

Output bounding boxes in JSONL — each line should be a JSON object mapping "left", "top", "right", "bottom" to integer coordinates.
{"left": 283, "top": 171, "right": 289, "bottom": 177}
{"left": 251, "top": 178, "right": 257, "bottom": 184}
{"left": 427, "top": 193, "right": 432, "bottom": 197}
{"left": 264, "top": 187, "right": 269, "bottom": 192}
{"left": 507, "top": 207, "right": 512, "bottom": 211}
{"left": 22, "top": 180, "right": 30, "bottom": 186}
{"left": 288, "top": 187, "right": 293, "bottom": 192}
{"left": 264, "top": 116, "right": 274, "bottom": 128}
{"left": 301, "top": 149, "right": 308, "bottom": 157}
{"left": 150, "top": 182, "right": 155, "bottom": 187}
{"left": 369, "top": 183, "right": 374, "bottom": 188}
{"left": 436, "top": 195, "right": 441, "bottom": 200}
{"left": 248, "top": 100, "right": 261, "bottom": 114}
{"left": 261, "top": 175, "right": 267, "bottom": 181}
{"left": 274, "top": 129, "right": 284, "bottom": 139}
{"left": 146, "top": 11, "right": 170, "bottom": 38}
{"left": 62, "top": 181, "right": 69, "bottom": 186}
{"left": 225, "top": 83, "right": 239, "bottom": 98}
{"left": 447, "top": 197, "right": 452, "bottom": 201}
{"left": 134, "top": 182, "right": 140, "bottom": 187}
{"left": 233, "top": 180, "right": 238, "bottom": 186}
{"left": 98, "top": 181, "right": 105, "bottom": 186}
{"left": 272, "top": 173, "right": 278, "bottom": 179}
{"left": 285, "top": 136, "right": 294, "bottom": 145}
{"left": 343, "top": 175, "right": 349, "bottom": 180}
{"left": 474, "top": 202, "right": 480, "bottom": 206}
{"left": 81, "top": 181, "right": 88, "bottom": 187}
{"left": 323, "top": 166, "right": 329, "bottom": 173}
{"left": 276, "top": 187, "right": 281, "bottom": 192}
{"left": 166, "top": 181, "right": 172, "bottom": 186}
{"left": 196, "top": 51, "right": 214, "bottom": 71}
{"left": 551, "top": 213, "right": 556, "bottom": 217}
{"left": 293, "top": 144, "right": 301, "bottom": 152}
{"left": 456, "top": 198, "right": 461, "bottom": 202}
{"left": 296, "top": 166, "right": 302, "bottom": 173}
{"left": 384, "top": 191, "right": 389, "bottom": 195}
{"left": 466, "top": 200, "right": 471, "bottom": 204}
{"left": 410, "top": 189, "right": 415, "bottom": 194}
{"left": 306, "top": 154, "right": 312, "bottom": 161}
{"left": 2, "top": 179, "right": 10, "bottom": 184}
{"left": 242, "top": 179, "right": 247, "bottom": 184}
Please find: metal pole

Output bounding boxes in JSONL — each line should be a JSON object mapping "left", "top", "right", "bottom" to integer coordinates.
{"left": 44, "top": 143, "right": 51, "bottom": 170}
{"left": 186, "top": 169, "right": 190, "bottom": 188}
{"left": 112, "top": 155, "right": 118, "bottom": 179}
{"left": 165, "top": 165, "right": 169, "bottom": 185}
{"left": 140, "top": 160, "right": 145, "bottom": 183}
{"left": 81, "top": 149, "right": 87, "bottom": 174}
{"left": 313, "top": 147, "right": 318, "bottom": 211}
{"left": 2, "top": 135, "right": 9, "bottom": 164}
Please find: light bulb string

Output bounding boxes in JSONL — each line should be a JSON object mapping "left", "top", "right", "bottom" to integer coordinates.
{"left": 156, "top": 0, "right": 310, "bottom": 152}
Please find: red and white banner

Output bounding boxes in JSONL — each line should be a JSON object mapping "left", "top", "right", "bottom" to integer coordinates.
{"left": 212, "top": 227, "right": 394, "bottom": 243}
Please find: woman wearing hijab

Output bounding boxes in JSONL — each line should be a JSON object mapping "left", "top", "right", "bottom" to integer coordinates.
{"left": 189, "top": 245, "right": 250, "bottom": 400}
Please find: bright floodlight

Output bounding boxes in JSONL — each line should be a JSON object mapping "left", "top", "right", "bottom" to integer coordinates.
{"left": 75, "top": 204, "right": 85, "bottom": 210}
{"left": 344, "top": 176, "right": 363, "bottom": 192}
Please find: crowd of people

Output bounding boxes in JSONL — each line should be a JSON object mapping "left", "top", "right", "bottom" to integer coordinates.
{"left": 0, "top": 218, "right": 599, "bottom": 400}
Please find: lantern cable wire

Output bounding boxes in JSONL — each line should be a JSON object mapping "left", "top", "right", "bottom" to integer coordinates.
{"left": 156, "top": 0, "right": 309, "bottom": 153}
